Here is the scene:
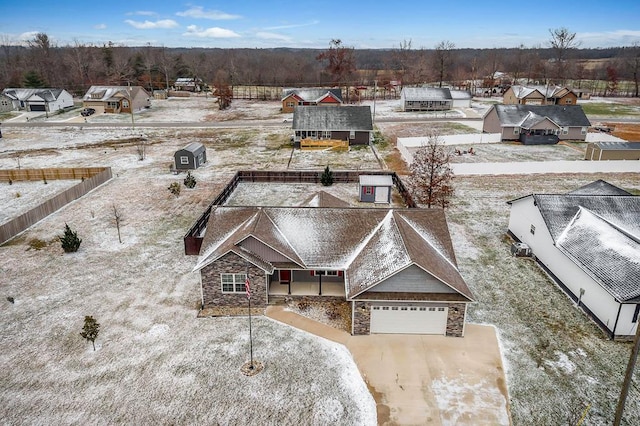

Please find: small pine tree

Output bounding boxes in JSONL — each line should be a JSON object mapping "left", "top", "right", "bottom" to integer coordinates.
{"left": 59, "top": 223, "right": 82, "bottom": 253}
{"left": 168, "top": 182, "right": 181, "bottom": 196}
{"left": 321, "top": 166, "right": 334, "bottom": 186}
{"left": 183, "top": 171, "right": 196, "bottom": 188}
{"left": 80, "top": 316, "right": 100, "bottom": 351}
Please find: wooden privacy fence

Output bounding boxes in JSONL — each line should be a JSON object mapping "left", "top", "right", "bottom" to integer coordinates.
{"left": 0, "top": 167, "right": 112, "bottom": 245}
{"left": 183, "top": 169, "right": 415, "bottom": 255}
{"left": 300, "top": 139, "right": 349, "bottom": 151}
{"left": 0, "top": 167, "right": 106, "bottom": 182}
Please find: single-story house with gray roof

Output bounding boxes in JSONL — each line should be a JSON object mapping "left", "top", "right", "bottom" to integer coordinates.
{"left": 193, "top": 205, "right": 474, "bottom": 336}
{"left": 292, "top": 105, "right": 373, "bottom": 146}
{"left": 1, "top": 88, "right": 74, "bottom": 112}
{"left": 400, "top": 87, "right": 453, "bottom": 111}
{"left": 281, "top": 88, "right": 343, "bottom": 113}
{"left": 174, "top": 142, "right": 206, "bottom": 170}
{"left": 585, "top": 141, "right": 640, "bottom": 161}
{"left": 483, "top": 104, "right": 591, "bottom": 144}
{"left": 507, "top": 180, "right": 640, "bottom": 339}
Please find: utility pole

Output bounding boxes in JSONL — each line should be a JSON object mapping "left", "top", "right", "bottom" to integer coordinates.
{"left": 614, "top": 323, "right": 640, "bottom": 425}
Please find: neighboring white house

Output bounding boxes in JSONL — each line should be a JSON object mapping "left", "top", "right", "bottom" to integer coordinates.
{"left": 507, "top": 180, "right": 640, "bottom": 339}
{"left": 1, "top": 88, "right": 74, "bottom": 113}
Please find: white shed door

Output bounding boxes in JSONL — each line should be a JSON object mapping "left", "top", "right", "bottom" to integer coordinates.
{"left": 374, "top": 186, "right": 389, "bottom": 203}
{"left": 370, "top": 305, "right": 448, "bottom": 334}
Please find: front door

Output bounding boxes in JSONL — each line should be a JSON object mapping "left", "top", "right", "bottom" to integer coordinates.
{"left": 279, "top": 270, "right": 291, "bottom": 284}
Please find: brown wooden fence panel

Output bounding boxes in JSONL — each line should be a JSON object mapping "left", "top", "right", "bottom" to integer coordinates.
{"left": 183, "top": 169, "right": 414, "bottom": 255}
{"left": 0, "top": 167, "right": 105, "bottom": 182}
{"left": 0, "top": 168, "right": 112, "bottom": 244}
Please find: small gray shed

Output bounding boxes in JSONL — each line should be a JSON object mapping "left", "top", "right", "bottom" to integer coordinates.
{"left": 174, "top": 142, "right": 206, "bottom": 170}
{"left": 359, "top": 175, "right": 393, "bottom": 203}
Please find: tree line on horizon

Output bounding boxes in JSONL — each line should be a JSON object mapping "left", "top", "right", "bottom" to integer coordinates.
{"left": 1, "top": 29, "right": 639, "bottom": 97}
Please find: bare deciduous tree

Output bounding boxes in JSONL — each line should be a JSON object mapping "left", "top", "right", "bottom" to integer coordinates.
{"left": 113, "top": 205, "right": 122, "bottom": 244}
{"left": 432, "top": 40, "right": 456, "bottom": 88}
{"left": 316, "top": 39, "right": 356, "bottom": 87}
{"left": 549, "top": 27, "right": 579, "bottom": 84}
{"left": 408, "top": 131, "right": 454, "bottom": 209}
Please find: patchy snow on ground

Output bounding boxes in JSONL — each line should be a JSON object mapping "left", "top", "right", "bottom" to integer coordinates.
{"left": 2, "top": 95, "right": 639, "bottom": 425}
{"left": 431, "top": 376, "right": 510, "bottom": 426}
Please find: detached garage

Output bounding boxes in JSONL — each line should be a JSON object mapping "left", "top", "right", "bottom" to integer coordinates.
{"left": 370, "top": 304, "right": 448, "bottom": 334}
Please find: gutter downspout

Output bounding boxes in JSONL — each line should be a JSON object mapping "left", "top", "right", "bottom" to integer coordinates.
{"left": 612, "top": 303, "right": 623, "bottom": 340}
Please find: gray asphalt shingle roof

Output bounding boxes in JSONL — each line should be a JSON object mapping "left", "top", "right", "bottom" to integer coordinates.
{"left": 401, "top": 87, "right": 453, "bottom": 101}
{"left": 527, "top": 182, "right": 640, "bottom": 303}
{"left": 195, "top": 206, "right": 473, "bottom": 301}
{"left": 292, "top": 105, "right": 373, "bottom": 131}
{"left": 283, "top": 88, "right": 343, "bottom": 103}
{"left": 494, "top": 104, "right": 591, "bottom": 127}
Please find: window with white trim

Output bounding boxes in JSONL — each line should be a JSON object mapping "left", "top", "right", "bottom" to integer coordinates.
{"left": 180, "top": 156, "right": 189, "bottom": 165}
{"left": 562, "top": 127, "right": 569, "bottom": 135}
{"left": 349, "top": 130, "right": 355, "bottom": 139}
{"left": 581, "top": 127, "right": 587, "bottom": 135}
{"left": 514, "top": 127, "right": 520, "bottom": 135}
{"left": 286, "top": 101, "right": 295, "bottom": 108}
{"left": 530, "top": 224, "right": 536, "bottom": 235}
{"left": 221, "top": 273, "right": 247, "bottom": 293}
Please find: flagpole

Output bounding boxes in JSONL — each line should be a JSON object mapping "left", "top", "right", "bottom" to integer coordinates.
{"left": 245, "top": 268, "right": 254, "bottom": 370}
{"left": 248, "top": 290, "right": 254, "bottom": 369}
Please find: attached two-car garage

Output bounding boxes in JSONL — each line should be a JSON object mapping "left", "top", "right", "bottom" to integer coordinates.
{"left": 370, "top": 304, "right": 449, "bottom": 335}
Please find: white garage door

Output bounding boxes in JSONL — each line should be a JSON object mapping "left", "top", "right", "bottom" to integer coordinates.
{"left": 370, "top": 305, "right": 448, "bottom": 334}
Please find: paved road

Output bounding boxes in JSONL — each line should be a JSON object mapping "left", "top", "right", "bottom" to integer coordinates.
{"left": 453, "top": 160, "right": 639, "bottom": 175}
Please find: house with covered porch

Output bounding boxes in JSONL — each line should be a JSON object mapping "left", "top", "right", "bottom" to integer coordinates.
{"left": 82, "top": 85, "right": 151, "bottom": 114}
{"left": 483, "top": 104, "right": 590, "bottom": 144}
{"left": 193, "top": 205, "right": 474, "bottom": 336}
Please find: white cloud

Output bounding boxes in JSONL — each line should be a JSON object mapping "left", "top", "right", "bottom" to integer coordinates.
{"left": 264, "top": 20, "right": 319, "bottom": 31}
{"left": 18, "top": 31, "right": 40, "bottom": 42}
{"left": 94, "top": 24, "right": 107, "bottom": 30}
{"left": 183, "top": 25, "right": 241, "bottom": 38}
{"left": 176, "top": 6, "right": 241, "bottom": 20}
{"left": 256, "top": 32, "right": 292, "bottom": 42}
{"left": 576, "top": 29, "right": 640, "bottom": 47}
{"left": 126, "top": 11, "right": 157, "bottom": 16}
{"left": 125, "top": 19, "right": 179, "bottom": 30}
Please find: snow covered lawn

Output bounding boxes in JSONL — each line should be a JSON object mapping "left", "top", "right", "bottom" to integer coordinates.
{"left": 448, "top": 173, "right": 640, "bottom": 425}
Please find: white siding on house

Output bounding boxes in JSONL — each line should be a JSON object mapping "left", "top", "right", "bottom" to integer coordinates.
{"left": 508, "top": 197, "right": 636, "bottom": 336}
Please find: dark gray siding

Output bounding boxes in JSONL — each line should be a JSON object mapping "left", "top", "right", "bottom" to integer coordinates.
{"left": 239, "top": 236, "right": 291, "bottom": 262}
{"left": 369, "top": 265, "right": 456, "bottom": 293}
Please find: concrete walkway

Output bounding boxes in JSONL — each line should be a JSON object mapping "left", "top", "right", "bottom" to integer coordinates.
{"left": 266, "top": 306, "right": 511, "bottom": 425}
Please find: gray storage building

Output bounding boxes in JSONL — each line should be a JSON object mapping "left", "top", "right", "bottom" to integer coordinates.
{"left": 585, "top": 141, "right": 640, "bottom": 161}
{"left": 174, "top": 142, "right": 207, "bottom": 170}
{"left": 359, "top": 175, "right": 393, "bottom": 203}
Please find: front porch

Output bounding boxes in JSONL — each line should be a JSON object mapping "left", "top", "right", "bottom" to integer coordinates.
{"left": 268, "top": 269, "right": 346, "bottom": 297}
{"left": 268, "top": 280, "right": 345, "bottom": 297}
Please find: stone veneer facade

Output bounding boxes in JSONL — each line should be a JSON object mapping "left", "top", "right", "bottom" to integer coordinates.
{"left": 200, "top": 252, "right": 267, "bottom": 314}
{"left": 445, "top": 303, "right": 466, "bottom": 337}
{"left": 353, "top": 301, "right": 467, "bottom": 337}
{"left": 200, "top": 254, "right": 468, "bottom": 337}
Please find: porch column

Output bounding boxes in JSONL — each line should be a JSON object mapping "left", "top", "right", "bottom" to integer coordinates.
{"left": 318, "top": 274, "right": 322, "bottom": 296}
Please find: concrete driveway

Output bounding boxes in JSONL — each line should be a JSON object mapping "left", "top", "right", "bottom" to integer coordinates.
{"left": 266, "top": 306, "right": 511, "bottom": 425}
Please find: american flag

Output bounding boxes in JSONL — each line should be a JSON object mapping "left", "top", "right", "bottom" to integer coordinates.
{"left": 245, "top": 276, "right": 251, "bottom": 299}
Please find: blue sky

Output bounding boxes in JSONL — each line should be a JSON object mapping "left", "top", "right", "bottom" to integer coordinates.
{"left": 2, "top": 1, "right": 640, "bottom": 49}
